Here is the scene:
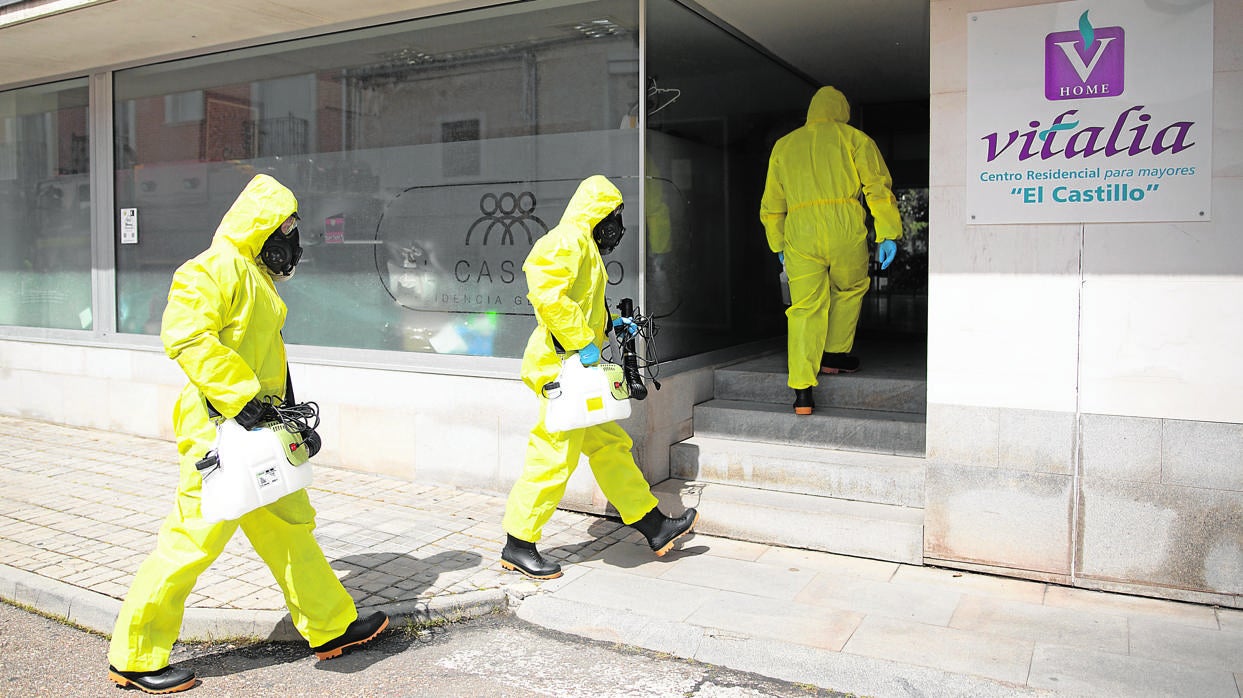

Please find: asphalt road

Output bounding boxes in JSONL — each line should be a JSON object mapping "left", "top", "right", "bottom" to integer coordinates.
{"left": 0, "top": 600, "right": 847, "bottom": 697}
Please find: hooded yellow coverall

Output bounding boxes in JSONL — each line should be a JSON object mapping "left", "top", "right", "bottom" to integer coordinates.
{"left": 108, "top": 174, "right": 356, "bottom": 672}
{"left": 760, "top": 86, "right": 903, "bottom": 390}
{"left": 502, "top": 175, "right": 659, "bottom": 543}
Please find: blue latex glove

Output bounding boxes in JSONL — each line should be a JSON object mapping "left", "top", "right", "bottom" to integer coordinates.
{"left": 612, "top": 317, "right": 638, "bottom": 336}
{"left": 877, "top": 239, "right": 897, "bottom": 270}
{"left": 577, "top": 343, "right": 601, "bottom": 366}
{"left": 778, "top": 251, "right": 785, "bottom": 265}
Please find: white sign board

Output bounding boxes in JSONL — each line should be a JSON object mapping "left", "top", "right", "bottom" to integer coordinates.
{"left": 967, "top": 1, "right": 1212, "bottom": 224}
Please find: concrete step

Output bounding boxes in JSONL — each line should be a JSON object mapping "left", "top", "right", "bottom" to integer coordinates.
{"left": 670, "top": 435, "right": 925, "bottom": 508}
{"left": 693, "top": 399, "right": 926, "bottom": 457}
{"left": 652, "top": 478, "right": 924, "bottom": 565}
{"left": 716, "top": 350, "right": 926, "bottom": 414}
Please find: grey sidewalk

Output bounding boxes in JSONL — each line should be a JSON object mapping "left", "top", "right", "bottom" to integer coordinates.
{"left": 1, "top": 415, "right": 1240, "bottom": 697}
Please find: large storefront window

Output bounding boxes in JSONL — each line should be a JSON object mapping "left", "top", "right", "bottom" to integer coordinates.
{"left": 114, "top": 0, "right": 640, "bottom": 357}
{"left": 645, "top": 0, "right": 814, "bottom": 358}
{"left": 0, "top": 79, "right": 92, "bottom": 330}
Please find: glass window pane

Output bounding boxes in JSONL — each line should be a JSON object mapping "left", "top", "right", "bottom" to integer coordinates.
{"left": 645, "top": 0, "right": 814, "bottom": 359}
{"left": 0, "top": 78, "right": 92, "bottom": 330}
{"left": 114, "top": 0, "right": 640, "bottom": 358}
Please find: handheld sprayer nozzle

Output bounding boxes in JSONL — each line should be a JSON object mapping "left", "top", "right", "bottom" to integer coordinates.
{"left": 616, "top": 298, "right": 649, "bottom": 401}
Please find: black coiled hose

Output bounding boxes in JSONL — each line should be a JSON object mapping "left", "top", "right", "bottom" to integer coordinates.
{"left": 614, "top": 298, "right": 661, "bottom": 401}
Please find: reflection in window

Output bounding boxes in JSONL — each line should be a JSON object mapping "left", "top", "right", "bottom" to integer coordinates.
{"left": 163, "top": 91, "right": 204, "bottom": 124}
{"left": 113, "top": 0, "right": 641, "bottom": 358}
{"left": 0, "top": 78, "right": 92, "bottom": 330}
{"left": 441, "top": 118, "right": 481, "bottom": 178}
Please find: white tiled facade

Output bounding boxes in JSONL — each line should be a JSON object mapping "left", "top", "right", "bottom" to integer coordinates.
{"left": 927, "top": 0, "right": 1242, "bottom": 606}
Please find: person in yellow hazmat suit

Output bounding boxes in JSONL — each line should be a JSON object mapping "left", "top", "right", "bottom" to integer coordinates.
{"left": 107, "top": 174, "right": 387, "bottom": 694}
{"left": 500, "top": 175, "right": 698, "bottom": 579}
{"left": 760, "top": 86, "right": 903, "bottom": 415}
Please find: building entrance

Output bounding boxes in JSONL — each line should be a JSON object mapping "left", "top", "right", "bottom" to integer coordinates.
{"left": 642, "top": 0, "right": 929, "bottom": 366}
{"left": 853, "top": 99, "right": 929, "bottom": 341}
{"left": 645, "top": 1, "right": 931, "bottom": 562}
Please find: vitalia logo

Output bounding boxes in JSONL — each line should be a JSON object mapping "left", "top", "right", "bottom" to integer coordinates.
{"left": 979, "top": 8, "right": 1196, "bottom": 164}
{"left": 1045, "top": 10, "right": 1124, "bottom": 101}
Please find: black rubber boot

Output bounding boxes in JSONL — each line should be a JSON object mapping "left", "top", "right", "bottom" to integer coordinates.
{"left": 500, "top": 534, "right": 563, "bottom": 579}
{"left": 107, "top": 665, "right": 196, "bottom": 694}
{"left": 821, "top": 352, "right": 860, "bottom": 374}
{"left": 311, "top": 611, "right": 389, "bottom": 660}
{"left": 794, "top": 387, "right": 814, "bottom": 415}
{"left": 631, "top": 506, "right": 699, "bottom": 556}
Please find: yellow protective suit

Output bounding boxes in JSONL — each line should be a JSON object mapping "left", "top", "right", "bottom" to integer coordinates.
{"left": 108, "top": 174, "right": 356, "bottom": 672}
{"left": 502, "top": 175, "right": 659, "bottom": 542}
{"left": 760, "top": 86, "right": 902, "bottom": 390}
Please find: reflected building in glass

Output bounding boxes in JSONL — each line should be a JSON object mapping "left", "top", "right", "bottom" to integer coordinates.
{"left": 0, "top": 79, "right": 92, "bottom": 330}
{"left": 89, "top": 0, "right": 844, "bottom": 362}
{"left": 111, "top": 2, "right": 648, "bottom": 357}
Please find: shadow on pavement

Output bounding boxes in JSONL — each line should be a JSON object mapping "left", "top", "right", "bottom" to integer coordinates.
{"left": 331, "top": 549, "right": 484, "bottom": 600}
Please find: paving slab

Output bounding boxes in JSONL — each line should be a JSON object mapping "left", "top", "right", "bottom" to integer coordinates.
{"left": 549, "top": 567, "right": 710, "bottom": 622}
{"left": 1029, "top": 645, "right": 1240, "bottom": 698}
{"left": 692, "top": 629, "right": 1045, "bottom": 698}
{"left": 794, "top": 568, "right": 963, "bottom": 626}
{"left": 516, "top": 594, "right": 706, "bottom": 659}
{"left": 843, "top": 614, "right": 1035, "bottom": 686}
{"left": 684, "top": 588, "right": 864, "bottom": 651}
{"left": 1128, "top": 617, "right": 1243, "bottom": 672}
{"left": 680, "top": 535, "right": 771, "bottom": 562}
{"left": 754, "top": 545, "right": 900, "bottom": 580}
{"left": 950, "top": 594, "right": 1130, "bottom": 654}
{"left": 892, "top": 562, "right": 1048, "bottom": 605}
{"left": 656, "top": 552, "right": 819, "bottom": 600}
{"left": 1220, "top": 607, "right": 1243, "bottom": 633}
{"left": 1044, "top": 584, "right": 1221, "bottom": 629}
{"left": 579, "top": 539, "right": 683, "bottom": 577}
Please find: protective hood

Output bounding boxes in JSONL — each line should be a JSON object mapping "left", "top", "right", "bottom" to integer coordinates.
{"left": 519, "top": 175, "right": 623, "bottom": 395}
{"left": 806, "top": 86, "right": 850, "bottom": 125}
{"left": 214, "top": 174, "right": 298, "bottom": 258}
{"left": 559, "top": 174, "right": 624, "bottom": 235}
{"left": 162, "top": 174, "right": 298, "bottom": 461}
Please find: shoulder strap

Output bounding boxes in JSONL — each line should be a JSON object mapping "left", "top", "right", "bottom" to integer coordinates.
{"left": 284, "top": 364, "right": 295, "bottom": 406}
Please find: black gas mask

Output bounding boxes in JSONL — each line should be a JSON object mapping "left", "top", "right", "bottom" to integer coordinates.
{"left": 259, "top": 222, "right": 302, "bottom": 278}
{"left": 592, "top": 205, "right": 625, "bottom": 256}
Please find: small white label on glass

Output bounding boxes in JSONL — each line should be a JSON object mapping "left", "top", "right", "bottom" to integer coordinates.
{"left": 120, "top": 208, "right": 138, "bottom": 244}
